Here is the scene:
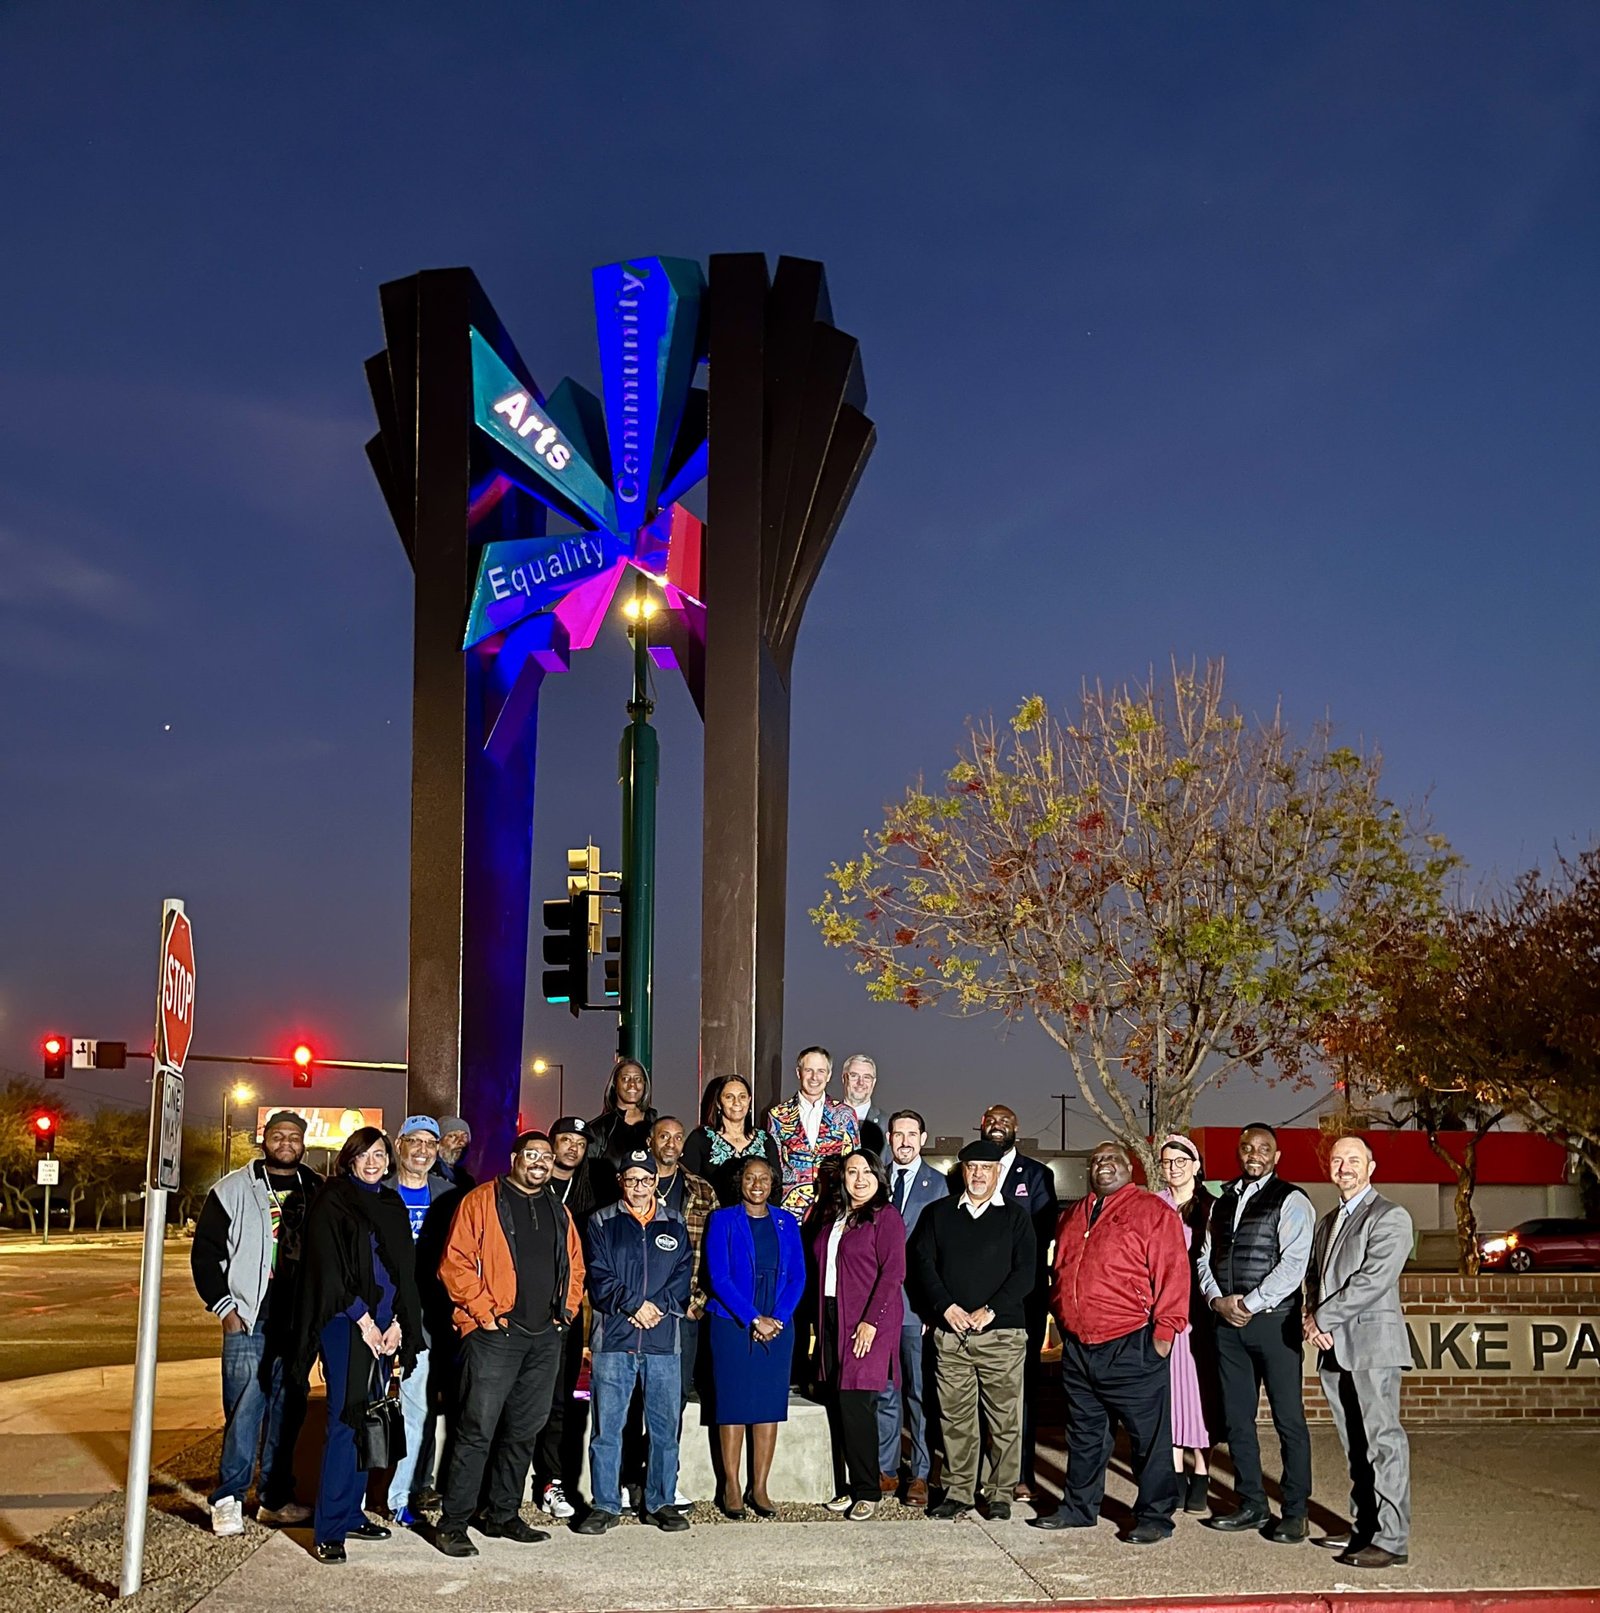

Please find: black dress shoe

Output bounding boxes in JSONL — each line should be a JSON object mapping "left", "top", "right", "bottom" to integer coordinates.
{"left": 1123, "top": 1521, "right": 1172, "bottom": 1545}
{"left": 574, "top": 1509, "right": 619, "bottom": 1535}
{"left": 313, "top": 1540, "right": 346, "bottom": 1563}
{"left": 434, "top": 1527, "right": 478, "bottom": 1558}
{"left": 984, "top": 1500, "right": 1012, "bottom": 1521}
{"left": 478, "top": 1515, "right": 549, "bottom": 1543}
{"left": 716, "top": 1497, "right": 747, "bottom": 1521}
{"left": 1203, "top": 1504, "right": 1269, "bottom": 1532}
{"left": 645, "top": 1508, "right": 690, "bottom": 1532}
{"left": 743, "top": 1490, "right": 776, "bottom": 1519}
{"left": 1338, "top": 1544, "right": 1409, "bottom": 1569}
{"left": 1029, "top": 1511, "right": 1095, "bottom": 1530}
{"left": 347, "top": 1521, "right": 391, "bottom": 1541}
{"left": 927, "top": 1498, "right": 969, "bottom": 1520}
{"left": 1265, "top": 1514, "right": 1309, "bottom": 1544}
{"left": 1315, "top": 1531, "right": 1365, "bottom": 1551}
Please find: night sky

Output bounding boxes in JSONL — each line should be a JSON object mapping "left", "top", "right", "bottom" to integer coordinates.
{"left": 2, "top": 5, "right": 1596, "bottom": 1148}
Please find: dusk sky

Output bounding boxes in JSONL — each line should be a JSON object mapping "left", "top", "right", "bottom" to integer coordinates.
{"left": 2, "top": 5, "right": 1596, "bottom": 1147}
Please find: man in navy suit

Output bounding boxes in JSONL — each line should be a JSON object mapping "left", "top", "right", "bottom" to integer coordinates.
{"left": 967, "top": 1103, "right": 1059, "bottom": 1497}
{"left": 878, "top": 1109, "right": 949, "bottom": 1506}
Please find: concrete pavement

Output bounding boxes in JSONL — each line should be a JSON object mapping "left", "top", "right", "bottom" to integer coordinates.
{"left": 188, "top": 1425, "right": 1600, "bottom": 1612}
{"left": 0, "top": 1358, "right": 220, "bottom": 1553}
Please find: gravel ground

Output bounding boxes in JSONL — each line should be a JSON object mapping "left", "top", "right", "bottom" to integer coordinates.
{"left": 0, "top": 1431, "right": 269, "bottom": 1613}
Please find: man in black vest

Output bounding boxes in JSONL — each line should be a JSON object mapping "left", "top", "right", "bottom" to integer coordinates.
{"left": 1198, "top": 1123, "right": 1315, "bottom": 1543}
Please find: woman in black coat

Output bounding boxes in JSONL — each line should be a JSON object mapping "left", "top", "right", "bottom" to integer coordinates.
{"left": 293, "top": 1126, "right": 421, "bottom": 1562}
{"left": 585, "top": 1058, "right": 657, "bottom": 1197}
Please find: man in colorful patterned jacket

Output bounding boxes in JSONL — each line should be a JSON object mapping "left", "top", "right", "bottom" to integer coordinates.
{"left": 766, "top": 1045, "right": 860, "bottom": 1218}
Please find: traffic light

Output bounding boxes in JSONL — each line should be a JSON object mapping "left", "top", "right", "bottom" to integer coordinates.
{"left": 542, "top": 892, "right": 587, "bottom": 1016}
{"left": 31, "top": 1112, "right": 57, "bottom": 1154}
{"left": 42, "top": 1036, "right": 67, "bottom": 1080}
{"left": 292, "top": 1043, "right": 314, "bottom": 1088}
{"left": 604, "top": 930, "right": 623, "bottom": 1000}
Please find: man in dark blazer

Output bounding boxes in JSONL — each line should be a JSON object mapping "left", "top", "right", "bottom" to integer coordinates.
{"left": 1305, "top": 1136, "right": 1415, "bottom": 1570}
{"left": 877, "top": 1108, "right": 950, "bottom": 1505}
{"left": 952, "top": 1103, "right": 1059, "bottom": 1498}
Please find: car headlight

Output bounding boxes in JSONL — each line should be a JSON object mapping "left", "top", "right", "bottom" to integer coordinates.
{"left": 1480, "top": 1238, "right": 1508, "bottom": 1254}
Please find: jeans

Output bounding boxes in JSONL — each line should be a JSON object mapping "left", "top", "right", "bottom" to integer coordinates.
{"left": 213, "top": 1312, "right": 306, "bottom": 1508}
{"left": 312, "top": 1318, "right": 370, "bottom": 1546}
{"left": 386, "top": 1345, "right": 431, "bottom": 1512}
{"left": 876, "top": 1322, "right": 931, "bottom": 1479}
{"left": 589, "top": 1350, "right": 680, "bottom": 1516}
{"left": 441, "top": 1323, "right": 562, "bottom": 1531}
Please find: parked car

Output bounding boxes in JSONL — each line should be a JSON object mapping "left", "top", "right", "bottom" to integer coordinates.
{"left": 1478, "top": 1218, "right": 1600, "bottom": 1273}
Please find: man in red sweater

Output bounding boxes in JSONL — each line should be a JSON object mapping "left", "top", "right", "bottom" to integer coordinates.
{"left": 1030, "top": 1141, "right": 1190, "bottom": 1545}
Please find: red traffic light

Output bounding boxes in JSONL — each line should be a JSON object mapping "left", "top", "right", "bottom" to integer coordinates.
{"left": 291, "top": 1043, "right": 314, "bottom": 1088}
{"left": 32, "top": 1111, "right": 57, "bottom": 1152}
{"left": 43, "top": 1037, "right": 63, "bottom": 1057}
{"left": 42, "top": 1036, "right": 67, "bottom": 1079}
{"left": 32, "top": 1112, "right": 55, "bottom": 1136}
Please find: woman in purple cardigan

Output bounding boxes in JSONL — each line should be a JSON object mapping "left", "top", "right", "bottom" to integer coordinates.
{"left": 813, "top": 1149, "right": 907, "bottom": 1520}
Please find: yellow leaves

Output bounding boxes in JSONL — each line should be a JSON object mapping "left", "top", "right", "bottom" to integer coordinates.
{"left": 1012, "top": 694, "right": 1048, "bottom": 733}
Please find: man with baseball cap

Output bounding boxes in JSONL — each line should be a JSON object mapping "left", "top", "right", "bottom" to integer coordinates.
{"left": 531, "top": 1117, "right": 600, "bottom": 1519}
{"left": 190, "top": 1108, "right": 321, "bottom": 1535}
{"left": 576, "top": 1149, "right": 694, "bottom": 1534}
{"left": 911, "top": 1137, "right": 1036, "bottom": 1521}
{"left": 381, "top": 1116, "right": 459, "bottom": 1523}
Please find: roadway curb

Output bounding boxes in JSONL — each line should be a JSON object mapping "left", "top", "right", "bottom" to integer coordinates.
{"left": 749, "top": 1597, "right": 1600, "bottom": 1613}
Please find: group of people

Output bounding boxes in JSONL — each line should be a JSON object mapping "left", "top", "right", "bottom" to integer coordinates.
{"left": 190, "top": 1049, "right": 1415, "bottom": 1570}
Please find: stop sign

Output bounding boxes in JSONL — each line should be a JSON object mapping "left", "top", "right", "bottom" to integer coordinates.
{"left": 157, "top": 905, "right": 195, "bottom": 1072}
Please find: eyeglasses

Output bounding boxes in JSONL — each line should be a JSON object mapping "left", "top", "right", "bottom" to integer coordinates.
{"left": 1159, "top": 1155, "right": 1196, "bottom": 1169}
{"left": 519, "top": 1150, "right": 554, "bottom": 1164}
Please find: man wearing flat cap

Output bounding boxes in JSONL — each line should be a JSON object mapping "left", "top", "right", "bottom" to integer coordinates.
{"left": 910, "top": 1138, "right": 1036, "bottom": 1520}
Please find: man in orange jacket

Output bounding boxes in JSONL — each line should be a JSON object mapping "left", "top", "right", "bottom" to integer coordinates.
{"left": 434, "top": 1130, "right": 585, "bottom": 1558}
{"left": 1030, "top": 1141, "right": 1189, "bottom": 1546}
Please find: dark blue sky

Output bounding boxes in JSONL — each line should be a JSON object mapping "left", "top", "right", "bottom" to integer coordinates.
{"left": 2, "top": 4, "right": 1596, "bottom": 1146}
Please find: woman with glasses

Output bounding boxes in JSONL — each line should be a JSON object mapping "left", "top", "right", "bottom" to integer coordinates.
{"left": 1155, "top": 1133, "right": 1220, "bottom": 1513}
{"left": 813, "top": 1149, "right": 906, "bottom": 1521}
{"left": 682, "top": 1073, "right": 782, "bottom": 1206}
{"left": 293, "top": 1126, "right": 421, "bottom": 1562}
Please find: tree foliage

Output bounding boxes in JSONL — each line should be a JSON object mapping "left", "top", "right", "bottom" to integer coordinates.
{"left": 813, "top": 661, "right": 1454, "bottom": 1175}
{"left": 1332, "top": 845, "right": 1600, "bottom": 1267}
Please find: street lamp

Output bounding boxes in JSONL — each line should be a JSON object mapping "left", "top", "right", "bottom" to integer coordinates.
{"left": 222, "top": 1082, "right": 254, "bottom": 1168}
{"left": 531, "top": 1058, "right": 565, "bottom": 1121}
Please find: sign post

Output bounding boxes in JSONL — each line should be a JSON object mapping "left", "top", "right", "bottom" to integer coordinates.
{"left": 120, "top": 897, "right": 193, "bottom": 1598}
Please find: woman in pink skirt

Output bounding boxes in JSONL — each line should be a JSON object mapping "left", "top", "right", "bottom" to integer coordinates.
{"left": 1156, "top": 1134, "right": 1222, "bottom": 1513}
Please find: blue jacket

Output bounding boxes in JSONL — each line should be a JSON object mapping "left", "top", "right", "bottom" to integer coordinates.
{"left": 887, "top": 1159, "right": 952, "bottom": 1324}
{"left": 585, "top": 1201, "right": 693, "bottom": 1356}
{"left": 703, "top": 1204, "right": 806, "bottom": 1327}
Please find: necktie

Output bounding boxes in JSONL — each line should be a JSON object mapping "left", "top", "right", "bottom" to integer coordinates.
{"left": 894, "top": 1169, "right": 909, "bottom": 1213}
{"left": 1088, "top": 1194, "right": 1105, "bottom": 1228}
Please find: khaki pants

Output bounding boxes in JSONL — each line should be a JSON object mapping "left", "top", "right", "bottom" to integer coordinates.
{"left": 932, "top": 1326, "right": 1026, "bottom": 1506}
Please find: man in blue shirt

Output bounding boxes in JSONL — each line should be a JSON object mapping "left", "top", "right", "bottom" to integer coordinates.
{"left": 1198, "top": 1123, "right": 1315, "bottom": 1542}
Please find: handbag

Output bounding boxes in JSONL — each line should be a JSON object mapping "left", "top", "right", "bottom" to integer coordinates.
{"left": 355, "top": 1357, "right": 406, "bottom": 1472}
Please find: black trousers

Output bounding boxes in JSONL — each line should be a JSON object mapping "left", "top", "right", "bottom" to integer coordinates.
{"left": 823, "top": 1300, "right": 881, "bottom": 1502}
{"left": 441, "top": 1323, "right": 562, "bottom": 1530}
{"left": 1059, "top": 1326, "right": 1178, "bottom": 1531}
{"left": 1215, "top": 1303, "right": 1312, "bottom": 1517}
{"left": 532, "top": 1314, "right": 588, "bottom": 1497}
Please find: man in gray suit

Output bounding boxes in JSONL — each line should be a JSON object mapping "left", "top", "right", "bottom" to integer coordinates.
{"left": 1304, "top": 1135, "right": 1414, "bottom": 1570}
{"left": 841, "top": 1053, "right": 889, "bottom": 1156}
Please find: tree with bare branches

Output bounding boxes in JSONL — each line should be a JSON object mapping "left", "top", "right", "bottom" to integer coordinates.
{"left": 813, "top": 661, "right": 1454, "bottom": 1178}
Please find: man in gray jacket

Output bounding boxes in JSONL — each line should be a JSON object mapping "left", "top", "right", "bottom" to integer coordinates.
{"left": 1304, "top": 1136, "right": 1415, "bottom": 1570}
{"left": 189, "top": 1110, "right": 321, "bottom": 1535}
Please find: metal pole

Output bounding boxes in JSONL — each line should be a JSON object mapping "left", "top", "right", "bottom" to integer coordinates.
{"left": 221, "top": 1091, "right": 231, "bottom": 1172}
{"left": 618, "top": 577, "right": 657, "bottom": 1069}
{"left": 1052, "top": 1094, "right": 1069, "bottom": 1153}
{"left": 120, "top": 1181, "right": 166, "bottom": 1595}
{"left": 42, "top": 1178, "right": 51, "bottom": 1244}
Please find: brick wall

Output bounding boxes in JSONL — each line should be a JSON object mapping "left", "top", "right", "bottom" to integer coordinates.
{"left": 1296, "top": 1274, "right": 1600, "bottom": 1424}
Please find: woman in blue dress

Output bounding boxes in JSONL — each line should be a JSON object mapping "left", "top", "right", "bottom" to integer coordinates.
{"left": 704, "top": 1155, "right": 805, "bottom": 1519}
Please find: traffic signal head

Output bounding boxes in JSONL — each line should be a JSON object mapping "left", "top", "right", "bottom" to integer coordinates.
{"left": 32, "top": 1111, "right": 57, "bottom": 1153}
{"left": 604, "top": 931, "right": 623, "bottom": 1000}
{"left": 542, "top": 892, "right": 587, "bottom": 1017}
{"left": 292, "top": 1043, "right": 314, "bottom": 1088}
{"left": 42, "top": 1036, "right": 67, "bottom": 1080}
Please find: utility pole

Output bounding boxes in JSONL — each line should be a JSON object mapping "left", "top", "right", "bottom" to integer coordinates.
{"left": 1052, "top": 1093, "right": 1070, "bottom": 1153}
{"left": 618, "top": 573, "right": 658, "bottom": 1068}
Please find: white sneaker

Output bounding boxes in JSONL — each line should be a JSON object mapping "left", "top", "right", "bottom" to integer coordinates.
{"left": 673, "top": 1487, "right": 692, "bottom": 1509}
{"left": 256, "top": 1500, "right": 311, "bottom": 1526}
{"left": 542, "top": 1482, "right": 575, "bottom": 1520}
{"left": 211, "top": 1496, "right": 245, "bottom": 1537}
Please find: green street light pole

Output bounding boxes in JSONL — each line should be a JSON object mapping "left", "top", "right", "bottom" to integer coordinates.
{"left": 618, "top": 574, "right": 658, "bottom": 1068}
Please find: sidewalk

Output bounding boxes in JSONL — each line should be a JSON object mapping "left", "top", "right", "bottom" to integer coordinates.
{"left": 0, "top": 1359, "right": 221, "bottom": 1553}
{"left": 189, "top": 1425, "right": 1599, "bottom": 1613}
